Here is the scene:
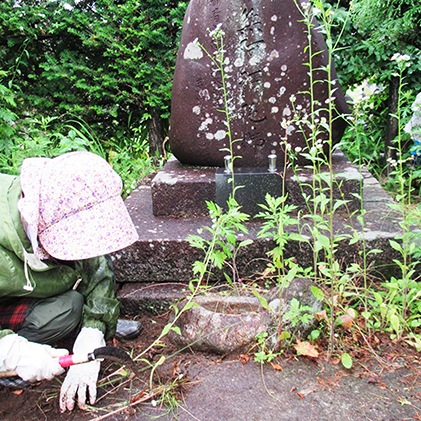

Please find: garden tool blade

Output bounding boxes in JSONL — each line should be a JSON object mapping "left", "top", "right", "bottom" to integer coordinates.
{"left": 58, "top": 345, "right": 133, "bottom": 367}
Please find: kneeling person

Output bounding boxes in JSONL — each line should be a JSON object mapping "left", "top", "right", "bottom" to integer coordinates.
{"left": 0, "top": 152, "right": 139, "bottom": 412}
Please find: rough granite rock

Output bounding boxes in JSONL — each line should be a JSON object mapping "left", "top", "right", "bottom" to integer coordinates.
{"left": 167, "top": 278, "right": 322, "bottom": 354}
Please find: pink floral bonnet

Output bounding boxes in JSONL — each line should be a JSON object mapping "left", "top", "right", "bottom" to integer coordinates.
{"left": 17, "top": 151, "right": 139, "bottom": 260}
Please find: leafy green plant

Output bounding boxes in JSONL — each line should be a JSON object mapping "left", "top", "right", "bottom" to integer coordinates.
{"left": 283, "top": 298, "right": 317, "bottom": 328}
{"left": 188, "top": 197, "right": 251, "bottom": 290}
{"left": 254, "top": 332, "right": 282, "bottom": 364}
{"left": 197, "top": 24, "right": 242, "bottom": 192}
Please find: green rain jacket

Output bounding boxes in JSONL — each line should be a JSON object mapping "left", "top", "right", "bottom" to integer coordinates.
{"left": 0, "top": 173, "right": 119, "bottom": 341}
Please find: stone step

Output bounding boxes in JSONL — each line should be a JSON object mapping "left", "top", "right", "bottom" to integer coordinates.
{"left": 112, "top": 157, "right": 403, "bottom": 290}
{"left": 117, "top": 283, "right": 189, "bottom": 316}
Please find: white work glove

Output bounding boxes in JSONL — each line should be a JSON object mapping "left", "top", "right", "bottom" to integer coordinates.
{"left": 0, "top": 334, "right": 68, "bottom": 382}
{"left": 59, "top": 327, "right": 105, "bottom": 412}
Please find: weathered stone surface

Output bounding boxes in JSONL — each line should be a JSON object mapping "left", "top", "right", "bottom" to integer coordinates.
{"left": 266, "top": 278, "right": 323, "bottom": 345}
{"left": 151, "top": 149, "right": 363, "bottom": 217}
{"left": 151, "top": 156, "right": 215, "bottom": 216}
{"left": 169, "top": 0, "right": 348, "bottom": 168}
{"left": 168, "top": 295, "right": 274, "bottom": 354}
{"left": 117, "top": 283, "right": 189, "bottom": 316}
{"left": 113, "top": 158, "right": 405, "bottom": 285}
{"left": 167, "top": 279, "right": 321, "bottom": 354}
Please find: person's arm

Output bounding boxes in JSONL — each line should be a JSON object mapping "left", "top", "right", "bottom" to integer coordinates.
{"left": 74, "top": 255, "right": 119, "bottom": 340}
{"left": 0, "top": 333, "right": 68, "bottom": 381}
{"left": 60, "top": 255, "right": 119, "bottom": 412}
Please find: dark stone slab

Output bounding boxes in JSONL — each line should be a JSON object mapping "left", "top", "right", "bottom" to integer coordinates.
{"left": 169, "top": 0, "right": 349, "bottom": 168}
{"left": 216, "top": 167, "right": 283, "bottom": 215}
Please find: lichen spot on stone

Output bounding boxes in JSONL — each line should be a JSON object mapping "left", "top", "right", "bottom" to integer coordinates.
{"left": 268, "top": 50, "right": 279, "bottom": 62}
{"left": 184, "top": 41, "right": 203, "bottom": 60}
{"left": 271, "top": 15, "right": 277, "bottom": 22}
{"left": 192, "top": 106, "right": 201, "bottom": 115}
{"left": 281, "top": 65, "right": 287, "bottom": 72}
{"left": 214, "top": 130, "right": 226, "bottom": 141}
{"left": 234, "top": 57, "right": 244, "bottom": 67}
{"left": 279, "top": 86, "right": 286, "bottom": 97}
{"left": 264, "top": 82, "right": 271, "bottom": 88}
{"left": 206, "top": 133, "right": 214, "bottom": 140}
{"left": 271, "top": 106, "right": 279, "bottom": 114}
{"left": 159, "top": 173, "right": 178, "bottom": 185}
{"left": 199, "top": 117, "right": 213, "bottom": 131}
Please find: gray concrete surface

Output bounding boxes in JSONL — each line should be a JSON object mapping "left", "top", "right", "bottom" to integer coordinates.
{"left": 130, "top": 357, "right": 421, "bottom": 421}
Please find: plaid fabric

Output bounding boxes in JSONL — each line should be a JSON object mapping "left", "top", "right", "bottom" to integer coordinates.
{"left": 0, "top": 376, "right": 33, "bottom": 389}
{"left": 0, "top": 298, "right": 35, "bottom": 331}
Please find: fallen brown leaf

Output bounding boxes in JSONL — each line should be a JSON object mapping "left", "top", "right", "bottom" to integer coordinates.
{"left": 329, "top": 357, "right": 341, "bottom": 365}
{"left": 270, "top": 362, "right": 283, "bottom": 371}
{"left": 294, "top": 340, "right": 319, "bottom": 358}
{"left": 340, "top": 314, "right": 354, "bottom": 330}
{"left": 346, "top": 308, "right": 357, "bottom": 319}
{"left": 315, "top": 310, "right": 329, "bottom": 323}
{"left": 239, "top": 354, "right": 250, "bottom": 365}
{"left": 297, "top": 387, "right": 317, "bottom": 398}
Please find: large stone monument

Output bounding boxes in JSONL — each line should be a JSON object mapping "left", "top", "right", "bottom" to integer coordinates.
{"left": 111, "top": 0, "right": 405, "bottom": 323}
{"left": 169, "top": 0, "right": 349, "bottom": 168}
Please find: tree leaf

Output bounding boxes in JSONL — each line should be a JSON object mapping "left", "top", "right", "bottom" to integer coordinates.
{"left": 339, "top": 314, "right": 354, "bottom": 330}
{"left": 389, "top": 240, "right": 402, "bottom": 253}
{"left": 171, "top": 326, "right": 181, "bottom": 336}
{"left": 390, "top": 314, "right": 400, "bottom": 335}
{"left": 294, "top": 340, "right": 319, "bottom": 358}
{"left": 252, "top": 290, "right": 271, "bottom": 311}
{"left": 346, "top": 308, "right": 357, "bottom": 319}
{"left": 341, "top": 352, "right": 353, "bottom": 369}
{"left": 270, "top": 362, "right": 283, "bottom": 371}
{"left": 239, "top": 239, "right": 253, "bottom": 248}
{"left": 311, "top": 285, "right": 324, "bottom": 301}
{"left": 315, "top": 310, "right": 329, "bottom": 323}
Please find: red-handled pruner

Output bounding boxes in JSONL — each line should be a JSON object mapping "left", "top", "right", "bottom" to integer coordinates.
{"left": 0, "top": 346, "right": 137, "bottom": 378}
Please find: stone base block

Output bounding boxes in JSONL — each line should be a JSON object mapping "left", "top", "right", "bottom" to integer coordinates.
{"left": 150, "top": 150, "right": 362, "bottom": 217}
{"left": 112, "top": 162, "right": 403, "bottom": 286}
{"left": 151, "top": 157, "right": 215, "bottom": 216}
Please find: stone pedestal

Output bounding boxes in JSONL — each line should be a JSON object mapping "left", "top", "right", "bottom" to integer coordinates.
{"left": 150, "top": 150, "right": 362, "bottom": 217}
{"left": 113, "top": 149, "right": 404, "bottom": 317}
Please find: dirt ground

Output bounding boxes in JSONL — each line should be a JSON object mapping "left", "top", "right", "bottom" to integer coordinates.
{"left": 1, "top": 312, "right": 421, "bottom": 421}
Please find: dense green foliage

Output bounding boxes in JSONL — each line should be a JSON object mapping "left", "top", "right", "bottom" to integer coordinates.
{"left": 0, "top": 0, "right": 186, "bottom": 160}
{"left": 327, "top": 0, "right": 421, "bottom": 172}
{"left": 0, "top": 0, "right": 420, "bottom": 190}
